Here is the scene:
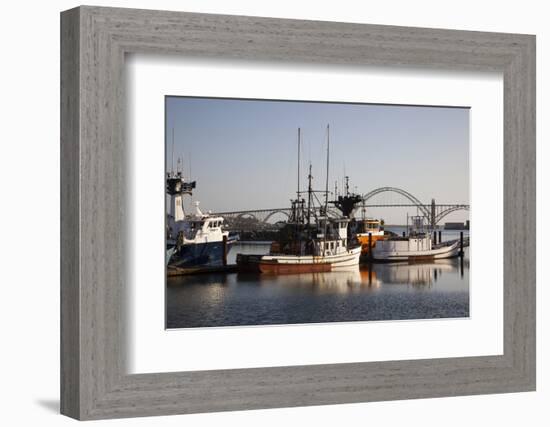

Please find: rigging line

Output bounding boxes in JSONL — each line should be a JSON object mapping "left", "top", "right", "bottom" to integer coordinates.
{"left": 313, "top": 192, "right": 323, "bottom": 206}
{"left": 282, "top": 130, "right": 295, "bottom": 198}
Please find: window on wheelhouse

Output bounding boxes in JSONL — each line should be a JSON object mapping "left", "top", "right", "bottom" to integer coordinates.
{"left": 190, "top": 221, "right": 204, "bottom": 230}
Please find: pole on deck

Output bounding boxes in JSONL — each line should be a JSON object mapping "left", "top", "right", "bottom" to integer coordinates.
{"left": 459, "top": 231, "right": 464, "bottom": 258}
{"left": 368, "top": 232, "right": 373, "bottom": 261}
{"left": 222, "top": 235, "right": 228, "bottom": 266}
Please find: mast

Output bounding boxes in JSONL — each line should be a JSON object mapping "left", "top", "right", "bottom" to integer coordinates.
{"left": 295, "top": 128, "right": 302, "bottom": 247}
{"left": 325, "top": 125, "right": 330, "bottom": 211}
{"left": 171, "top": 127, "right": 175, "bottom": 174}
{"left": 297, "top": 128, "right": 301, "bottom": 200}
{"left": 324, "top": 124, "right": 330, "bottom": 255}
{"left": 307, "top": 163, "right": 313, "bottom": 227}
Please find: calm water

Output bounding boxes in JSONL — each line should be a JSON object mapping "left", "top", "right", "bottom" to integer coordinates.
{"left": 166, "top": 229, "right": 470, "bottom": 328}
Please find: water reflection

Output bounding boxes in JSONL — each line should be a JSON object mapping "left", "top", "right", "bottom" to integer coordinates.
{"left": 369, "top": 258, "right": 463, "bottom": 287}
{"left": 167, "top": 246, "right": 469, "bottom": 328}
{"left": 252, "top": 268, "right": 367, "bottom": 292}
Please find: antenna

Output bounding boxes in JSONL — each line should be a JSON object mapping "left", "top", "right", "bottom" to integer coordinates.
{"left": 188, "top": 151, "right": 193, "bottom": 205}
{"left": 188, "top": 152, "right": 192, "bottom": 181}
{"left": 171, "top": 127, "right": 175, "bottom": 174}
{"left": 342, "top": 162, "right": 346, "bottom": 200}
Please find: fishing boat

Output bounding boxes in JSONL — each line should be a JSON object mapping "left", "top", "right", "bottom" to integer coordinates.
{"left": 237, "top": 216, "right": 362, "bottom": 273}
{"left": 169, "top": 201, "right": 239, "bottom": 268}
{"left": 237, "top": 126, "right": 361, "bottom": 274}
{"left": 166, "top": 167, "right": 237, "bottom": 268}
{"left": 371, "top": 215, "right": 459, "bottom": 262}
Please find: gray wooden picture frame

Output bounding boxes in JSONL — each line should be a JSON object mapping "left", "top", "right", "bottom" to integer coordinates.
{"left": 60, "top": 5, "right": 536, "bottom": 420}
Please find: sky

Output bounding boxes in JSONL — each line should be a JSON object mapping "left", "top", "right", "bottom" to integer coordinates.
{"left": 166, "top": 96, "right": 470, "bottom": 224}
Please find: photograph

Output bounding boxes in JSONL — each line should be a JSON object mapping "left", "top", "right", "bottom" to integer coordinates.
{"left": 165, "top": 96, "right": 471, "bottom": 328}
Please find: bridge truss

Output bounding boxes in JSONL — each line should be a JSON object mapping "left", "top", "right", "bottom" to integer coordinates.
{"left": 214, "top": 187, "right": 469, "bottom": 229}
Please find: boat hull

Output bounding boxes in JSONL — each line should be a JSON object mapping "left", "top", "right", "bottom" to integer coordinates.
{"left": 169, "top": 240, "right": 233, "bottom": 268}
{"left": 372, "top": 241, "right": 460, "bottom": 262}
{"left": 237, "top": 247, "right": 362, "bottom": 274}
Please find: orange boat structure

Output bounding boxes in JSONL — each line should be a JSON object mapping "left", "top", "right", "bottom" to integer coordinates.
{"left": 355, "top": 218, "right": 386, "bottom": 255}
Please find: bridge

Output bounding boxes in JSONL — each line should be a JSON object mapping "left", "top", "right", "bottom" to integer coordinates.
{"left": 214, "top": 187, "right": 469, "bottom": 229}
{"left": 361, "top": 187, "right": 469, "bottom": 228}
{"left": 213, "top": 206, "right": 341, "bottom": 229}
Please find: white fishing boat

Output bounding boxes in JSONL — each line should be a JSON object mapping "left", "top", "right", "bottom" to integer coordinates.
{"left": 169, "top": 201, "right": 238, "bottom": 268}
{"left": 238, "top": 217, "right": 362, "bottom": 273}
{"left": 372, "top": 236, "right": 459, "bottom": 262}
{"left": 237, "top": 125, "right": 361, "bottom": 274}
{"left": 371, "top": 216, "right": 460, "bottom": 262}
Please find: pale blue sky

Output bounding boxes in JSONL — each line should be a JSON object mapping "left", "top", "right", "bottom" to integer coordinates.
{"left": 166, "top": 96, "right": 469, "bottom": 224}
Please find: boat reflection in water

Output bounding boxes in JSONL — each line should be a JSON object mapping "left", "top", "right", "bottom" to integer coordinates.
{"left": 251, "top": 266, "right": 374, "bottom": 294}
{"left": 368, "top": 257, "right": 464, "bottom": 287}
{"left": 166, "top": 246, "right": 469, "bottom": 328}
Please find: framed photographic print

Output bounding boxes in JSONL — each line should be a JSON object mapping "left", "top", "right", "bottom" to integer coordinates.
{"left": 61, "top": 6, "right": 535, "bottom": 420}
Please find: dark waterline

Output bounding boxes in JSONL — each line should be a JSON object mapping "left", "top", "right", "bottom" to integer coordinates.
{"left": 166, "top": 229, "right": 470, "bottom": 329}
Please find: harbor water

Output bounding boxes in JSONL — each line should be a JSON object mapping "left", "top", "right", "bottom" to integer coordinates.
{"left": 166, "top": 228, "right": 469, "bottom": 329}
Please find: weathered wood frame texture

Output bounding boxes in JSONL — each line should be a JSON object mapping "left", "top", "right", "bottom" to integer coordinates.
{"left": 61, "top": 6, "right": 536, "bottom": 420}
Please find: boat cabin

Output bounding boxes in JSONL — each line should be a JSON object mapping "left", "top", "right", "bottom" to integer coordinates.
{"left": 188, "top": 218, "right": 224, "bottom": 231}
{"left": 375, "top": 234, "right": 432, "bottom": 253}
{"left": 313, "top": 238, "right": 349, "bottom": 256}
{"left": 179, "top": 215, "right": 227, "bottom": 244}
{"left": 356, "top": 218, "right": 384, "bottom": 236}
{"left": 317, "top": 217, "right": 350, "bottom": 240}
